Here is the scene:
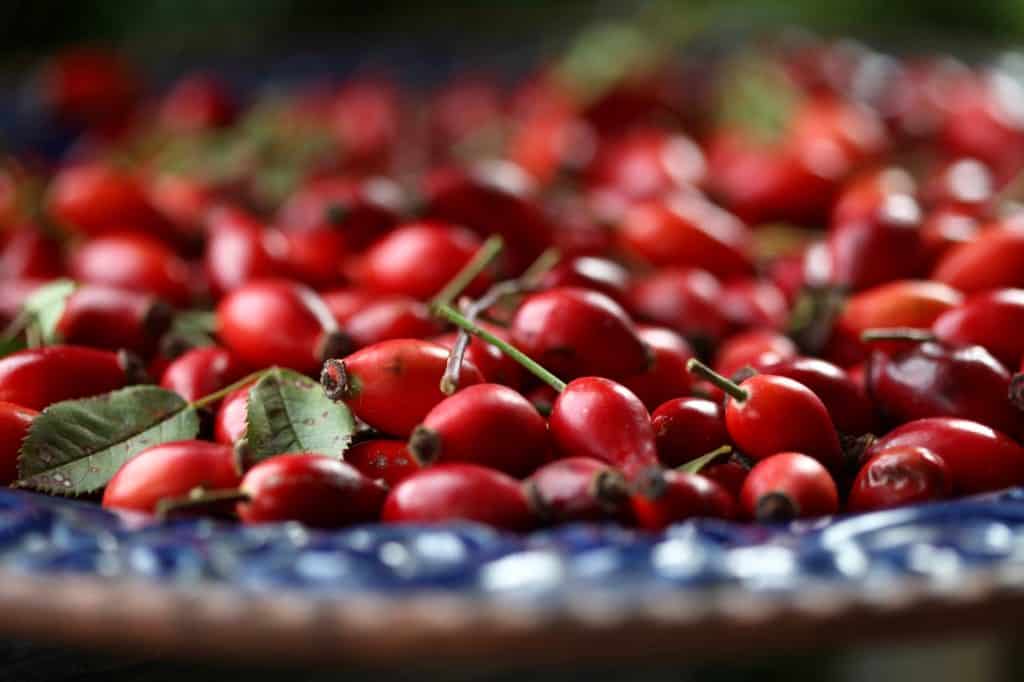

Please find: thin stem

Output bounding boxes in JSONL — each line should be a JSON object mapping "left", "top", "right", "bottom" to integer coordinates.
{"left": 519, "top": 247, "right": 561, "bottom": 286}
{"left": 685, "top": 358, "right": 748, "bottom": 402}
{"left": 433, "top": 303, "right": 566, "bottom": 392}
{"left": 860, "top": 328, "right": 938, "bottom": 343}
{"left": 431, "top": 234, "right": 504, "bottom": 307}
{"left": 190, "top": 369, "right": 269, "bottom": 410}
{"left": 677, "top": 445, "right": 733, "bottom": 475}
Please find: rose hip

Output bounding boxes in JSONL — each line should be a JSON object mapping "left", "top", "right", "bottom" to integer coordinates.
{"left": 932, "top": 224, "right": 1024, "bottom": 293}
{"left": 381, "top": 463, "right": 534, "bottom": 531}
{"left": 408, "top": 383, "right": 548, "bottom": 477}
{"left": 754, "top": 356, "right": 876, "bottom": 434}
{"left": 713, "top": 329, "right": 798, "bottom": 381}
{"left": 932, "top": 289, "right": 1024, "bottom": 369}
{"left": 217, "top": 279, "right": 347, "bottom": 375}
{"left": 70, "top": 233, "right": 193, "bottom": 307}
{"left": 0, "top": 225, "right": 64, "bottom": 280}
{"left": 627, "top": 267, "right": 730, "bottom": 349}
{"left": 55, "top": 285, "right": 172, "bottom": 357}
{"left": 321, "top": 339, "right": 484, "bottom": 437}
{"left": 214, "top": 383, "right": 253, "bottom": 445}
{"left": 538, "top": 256, "right": 631, "bottom": 307}
{"left": 620, "top": 326, "right": 694, "bottom": 411}
{"left": 740, "top": 452, "right": 839, "bottom": 522}
{"left": 847, "top": 446, "right": 952, "bottom": 512}
{"left": 203, "top": 205, "right": 286, "bottom": 298}
{"left": 866, "top": 417, "right": 1024, "bottom": 495}
{"left": 549, "top": 377, "right": 660, "bottom": 482}
{"left": 238, "top": 453, "right": 388, "bottom": 528}
{"left": 102, "top": 440, "right": 241, "bottom": 514}
{"left": 512, "top": 287, "right": 650, "bottom": 380}
{"left": 631, "top": 471, "right": 735, "bottom": 530}
{"left": 345, "top": 440, "right": 421, "bottom": 487}
{"left": 342, "top": 296, "right": 441, "bottom": 349}
{"left": 0, "top": 401, "right": 38, "bottom": 484}
{"left": 160, "top": 346, "right": 251, "bottom": 403}
{"left": 0, "top": 345, "right": 145, "bottom": 410}
{"left": 433, "top": 326, "right": 524, "bottom": 388}
{"left": 524, "top": 457, "right": 630, "bottom": 524}
{"left": 651, "top": 397, "right": 730, "bottom": 468}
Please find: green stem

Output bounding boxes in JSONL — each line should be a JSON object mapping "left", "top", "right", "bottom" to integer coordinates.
{"left": 431, "top": 234, "right": 504, "bottom": 307}
{"left": 190, "top": 369, "right": 269, "bottom": 410}
{"left": 685, "top": 358, "right": 748, "bottom": 402}
{"left": 677, "top": 445, "right": 733, "bottom": 475}
{"left": 433, "top": 303, "right": 566, "bottom": 392}
{"left": 860, "top": 328, "right": 938, "bottom": 343}
{"left": 519, "top": 248, "right": 561, "bottom": 286}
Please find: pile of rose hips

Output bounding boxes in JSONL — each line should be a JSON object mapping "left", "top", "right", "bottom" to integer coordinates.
{"left": 2, "top": 37, "right": 1024, "bottom": 532}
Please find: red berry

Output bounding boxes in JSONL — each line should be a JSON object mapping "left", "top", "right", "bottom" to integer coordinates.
{"left": 754, "top": 356, "right": 876, "bottom": 435}
{"left": 158, "top": 73, "right": 237, "bottom": 131}
{"left": 203, "top": 205, "right": 286, "bottom": 298}
{"left": 549, "top": 377, "right": 659, "bottom": 482}
{"left": 524, "top": 457, "right": 630, "bottom": 524}
{"left": 0, "top": 401, "right": 38, "bottom": 484}
{"left": 432, "top": 326, "right": 524, "bottom": 388}
{"left": 847, "top": 446, "right": 951, "bottom": 512}
{"left": 620, "top": 326, "right": 694, "bottom": 410}
{"left": 627, "top": 267, "right": 729, "bottom": 348}
{"left": 56, "top": 285, "right": 171, "bottom": 357}
{"left": 279, "top": 225, "right": 348, "bottom": 289}
{"left": 342, "top": 296, "right": 441, "bottom": 349}
{"left": 538, "top": 256, "right": 631, "bottom": 307}
{"left": 740, "top": 452, "right": 839, "bottom": 522}
{"left": 932, "top": 288, "right": 1024, "bottom": 369}
{"left": 690, "top": 361, "right": 843, "bottom": 470}
{"left": 160, "top": 347, "right": 251, "bottom": 403}
{"left": 651, "top": 397, "right": 729, "bottom": 468}
{"left": 102, "top": 440, "right": 241, "bottom": 515}
{"left": 512, "top": 287, "right": 650, "bottom": 380}
{"left": 701, "top": 454, "right": 751, "bottom": 499}
{"left": 932, "top": 223, "right": 1024, "bottom": 293}
{"left": 70, "top": 233, "right": 193, "bottom": 307}
{"left": 358, "top": 221, "right": 487, "bottom": 300}
{"left": 408, "top": 383, "right": 549, "bottom": 477}
{"left": 589, "top": 129, "right": 706, "bottom": 201}
{"left": 631, "top": 471, "right": 735, "bottom": 530}
{"left": 0, "top": 346, "right": 144, "bottom": 410}
{"left": 238, "top": 453, "right": 388, "bottom": 528}
{"left": 214, "top": 383, "right": 253, "bottom": 445}
{"left": 321, "top": 288, "right": 378, "bottom": 325}
{"left": 321, "top": 339, "right": 484, "bottom": 437}
{"left": 866, "top": 417, "right": 1024, "bottom": 495}
{"left": 720, "top": 278, "right": 789, "bottom": 330}
{"left": 618, "top": 194, "right": 753, "bottom": 280}
{"left": 381, "top": 463, "right": 534, "bottom": 531}
{"left": 345, "top": 440, "right": 420, "bottom": 487}
{"left": 40, "top": 48, "right": 139, "bottom": 127}
{"left": 713, "top": 329, "right": 798, "bottom": 381}
{"left": 217, "top": 279, "right": 346, "bottom": 375}
{"left": 47, "top": 163, "right": 166, "bottom": 239}
{"left": 0, "top": 225, "right": 64, "bottom": 279}
{"left": 867, "top": 341, "right": 1021, "bottom": 439}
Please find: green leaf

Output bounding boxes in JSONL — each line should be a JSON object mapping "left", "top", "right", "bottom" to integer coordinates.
{"left": 16, "top": 386, "right": 200, "bottom": 495}
{"left": 21, "top": 279, "right": 76, "bottom": 347}
{"left": 164, "top": 309, "right": 218, "bottom": 351}
{"left": 0, "top": 335, "right": 26, "bottom": 358}
{"left": 244, "top": 367, "right": 355, "bottom": 465}
{"left": 678, "top": 445, "right": 733, "bottom": 475}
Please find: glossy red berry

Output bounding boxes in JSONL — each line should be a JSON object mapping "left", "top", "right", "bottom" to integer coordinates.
{"left": 620, "top": 326, "right": 694, "bottom": 410}
{"left": 847, "top": 446, "right": 952, "bottom": 512}
{"left": 47, "top": 163, "right": 166, "bottom": 238}
{"left": 237, "top": 453, "right": 388, "bottom": 528}
{"left": 321, "top": 339, "right": 484, "bottom": 437}
{"left": 344, "top": 440, "right": 420, "bottom": 487}
{"left": 0, "top": 402, "right": 38, "bottom": 484}
{"left": 217, "top": 279, "right": 346, "bottom": 375}
{"left": 524, "top": 457, "right": 630, "bottom": 524}
{"left": 713, "top": 329, "right": 798, "bottom": 381}
{"left": 627, "top": 267, "right": 729, "bottom": 348}
{"left": 720, "top": 278, "right": 789, "bottom": 330}
{"left": 381, "top": 463, "right": 534, "bottom": 531}
{"left": 866, "top": 417, "right": 1024, "bottom": 495}
{"left": 754, "top": 356, "right": 875, "bottom": 435}
{"left": 740, "top": 452, "right": 839, "bottom": 522}
{"left": 538, "top": 256, "right": 631, "bottom": 307}
{"left": 0, "top": 225, "right": 64, "bottom": 280}
{"left": 432, "top": 326, "right": 524, "bottom": 388}
{"left": 650, "top": 397, "right": 730, "bottom": 468}
{"left": 932, "top": 289, "right": 1024, "bottom": 369}
{"left": 689, "top": 360, "right": 843, "bottom": 470}
{"left": 341, "top": 296, "right": 441, "bottom": 349}
{"left": 55, "top": 285, "right": 172, "bottom": 357}
{"left": 866, "top": 341, "right": 1021, "bottom": 439}
{"left": 40, "top": 48, "right": 139, "bottom": 127}
{"left": 512, "top": 287, "right": 650, "bottom": 381}
{"left": 159, "top": 347, "right": 251, "bottom": 403}
{"left": 588, "top": 128, "right": 706, "bottom": 200}
{"left": 279, "top": 225, "right": 348, "bottom": 289}
{"left": 358, "top": 221, "right": 487, "bottom": 300}
{"left": 618, "top": 194, "right": 753, "bottom": 280}
{"left": 102, "top": 440, "right": 241, "bottom": 514}
{"left": 932, "top": 224, "right": 1024, "bottom": 293}
{"left": 827, "top": 192, "right": 926, "bottom": 291}
{"left": 631, "top": 471, "right": 735, "bottom": 530}
{"left": 214, "top": 383, "right": 253, "bottom": 445}
{"left": 0, "top": 346, "right": 144, "bottom": 410}
{"left": 549, "top": 377, "right": 660, "bottom": 482}
{"left": 700, "top": 454, "right": 751, "bottom": 499}
{"left": 70, "top": 233, "right": 193, "bottom": 307}
{"left": 408, "top": 384, "right": 548, "bottom": 477}
{"left": 203, "top": 205, "right": 286, "bottom": 298}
